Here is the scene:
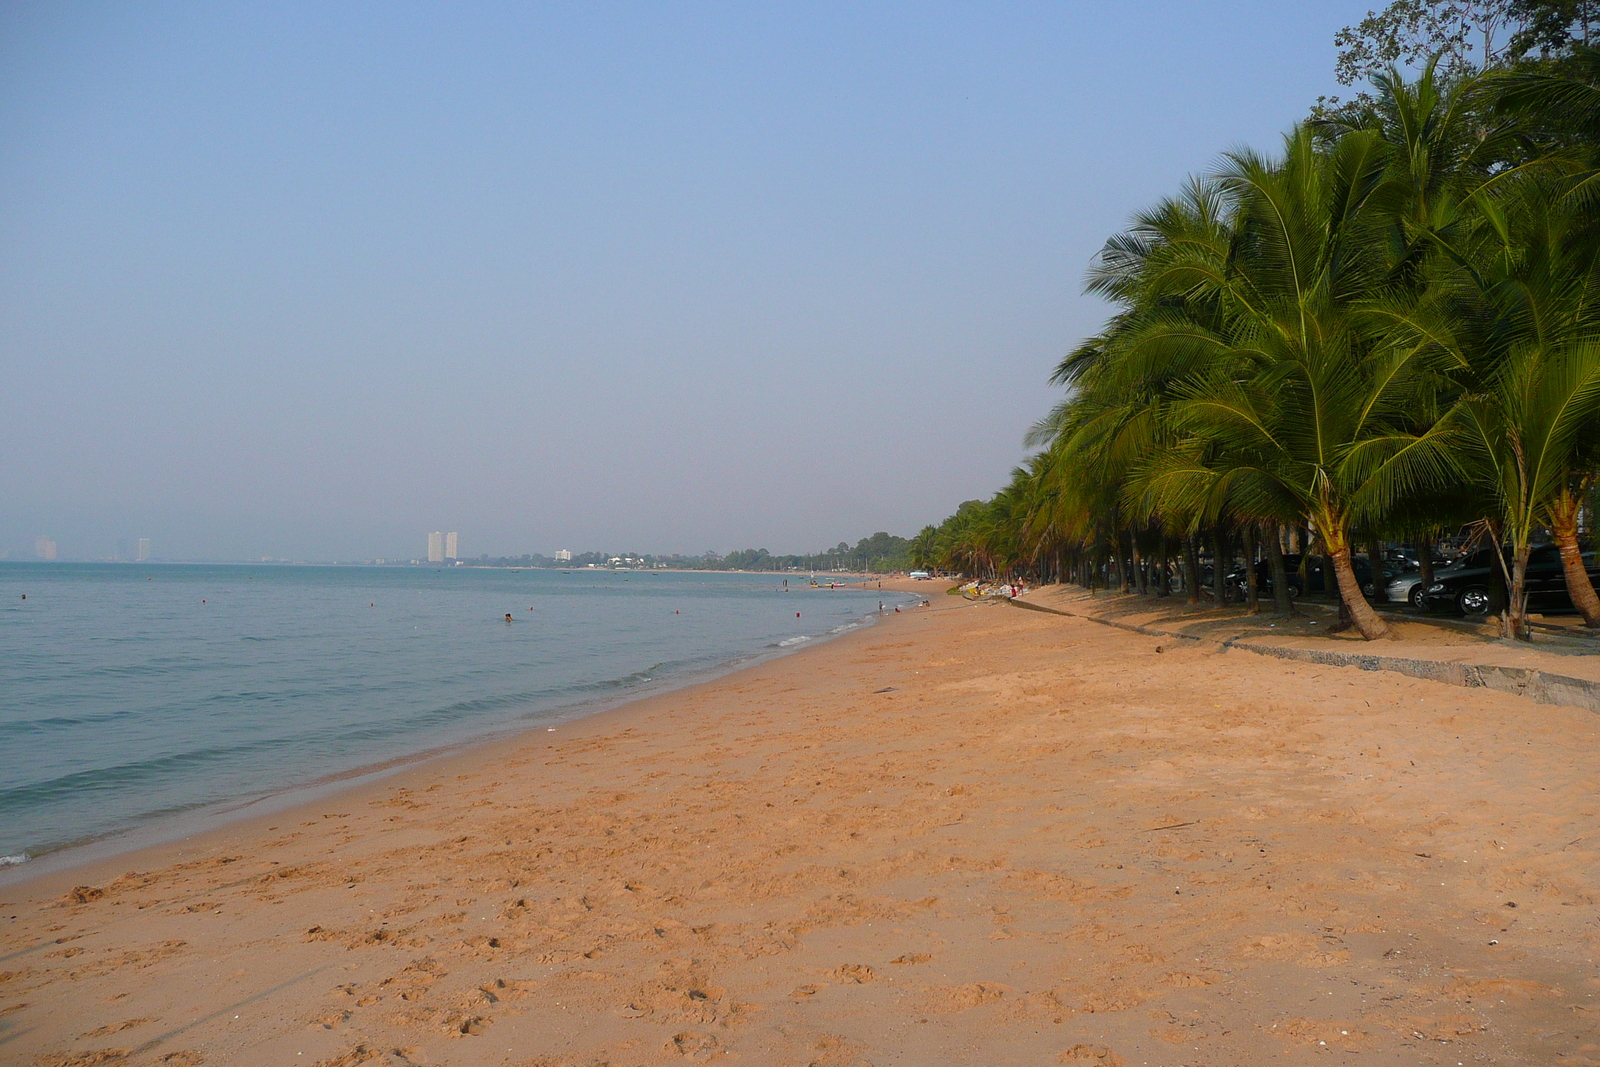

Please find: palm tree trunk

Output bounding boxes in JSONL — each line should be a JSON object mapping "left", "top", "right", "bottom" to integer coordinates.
{"left": 1551, "top": 488, "right": 1600, "bottom": 628}
{"left": 1133, "top": 539, "right": 1148, "bottom": 596}
{"left": 1265, "top": 524, "right": 1294, "bottom": 615}
{"left": 1211, "top": 527, "right": 1228, "bottom": 608}
{"left": 1367, "top": 533, "right": 1384, "bottom": 600}
{"left": 1329, "top": 542, "right": 1390, "bottom": 640}
{"left": 1242, "top": 523, "right": 1260, "bottom": 615}
{"left": 1509, "top": 541, "right": 1532, "bottom": 641}
{"left": 1184, "top": 536, "right": 1201, "bottom": 606}
{"left": 1417, "top": 533, "right": 1434, "bottom": 599}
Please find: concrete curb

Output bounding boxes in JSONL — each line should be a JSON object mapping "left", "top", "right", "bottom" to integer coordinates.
{"left": 1008, "top": 597, "right": 1600, "bottom": 714}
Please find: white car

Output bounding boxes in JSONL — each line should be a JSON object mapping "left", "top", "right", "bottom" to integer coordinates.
{"left": 909, "top": 570, "right": 931, "bottom": 580}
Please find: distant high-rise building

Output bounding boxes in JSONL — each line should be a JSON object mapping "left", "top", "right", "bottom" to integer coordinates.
{"left": 427, "top": 531, "right": 444, "bottom": 563}
{"left": 136, "top": 537, "right": 151, "bottom": 562}
{"left": 555, "top": 549, "right": 572, "bottom": 562}
{"left": 35, "top": 536, "right": 57, "bottom": 561}
{"left": 445, "top": 532, "right": 458, "bottom": 560}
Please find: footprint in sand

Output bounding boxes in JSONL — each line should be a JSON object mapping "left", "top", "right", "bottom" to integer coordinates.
{"left": 829, "top": 963, "right": 875, "bottom": 983}
{"left": 671, "top": 1030, "right": 719, "bottom": 1059}
{"left": 77, "top": 1017, "right": 152, "bottom": 1039}
{"left": 923, "top": 981, "right": 1009, "bottom": 1012}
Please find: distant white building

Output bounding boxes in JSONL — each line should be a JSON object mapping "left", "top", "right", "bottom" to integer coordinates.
{"left": 35, "top": 536, "right": 57, "bottom": 561}
{"left": 555, "top": 549, "right": 572, "bottom": 562}
{"left": 136, "top": 537, "right": 151, "bottom": 562}
{"left": 445, "top": 531, "right": 458, "bottom": 560}
{"left": 427, "top": 531, "right": 444, "bottom": 563}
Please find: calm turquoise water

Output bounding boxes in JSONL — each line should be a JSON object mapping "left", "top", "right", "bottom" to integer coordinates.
{"left": 0, "top": 563, "right": 905, "bottom": 865}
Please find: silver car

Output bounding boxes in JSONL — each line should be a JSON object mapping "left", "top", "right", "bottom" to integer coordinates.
{"left": 1384, "top": 570, "right": 1427, "bottom": 606}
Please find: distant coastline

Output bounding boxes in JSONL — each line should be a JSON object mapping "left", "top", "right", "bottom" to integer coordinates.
{"left": 1, "top": 531, "right": 920, "bottom": 575}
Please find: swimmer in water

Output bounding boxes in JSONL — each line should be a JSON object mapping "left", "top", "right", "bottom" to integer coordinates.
{"left": 504, "top": 613, "right": 514, "bottom": 623}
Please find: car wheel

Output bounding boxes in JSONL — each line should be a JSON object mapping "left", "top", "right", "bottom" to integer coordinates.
{"left": 1457, "top": 586, "right": 1499, "bottom": 617}
{"left": 1408, "top": 585, "right": 1426, "bottom": 609}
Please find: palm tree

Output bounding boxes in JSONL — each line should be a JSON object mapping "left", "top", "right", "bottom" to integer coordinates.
{"left": 921, "top": 64, "right": 1600, "bottom": 638}
{"left": 1384, "top": 174, "right": 1600, "bottom": 634}
{"left": 1546, "top": 463, "right": 1600, "bottom": 626}
{"left": 1129, "top": 126, "right": 1476, "bottom": 638}
{"left": 908, "top": 526, "right": 938, "bottom": 572}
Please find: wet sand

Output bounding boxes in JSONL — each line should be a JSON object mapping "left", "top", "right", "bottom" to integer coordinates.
{"left": 5, "top": 584, "right": 1600, "bottom": 1066}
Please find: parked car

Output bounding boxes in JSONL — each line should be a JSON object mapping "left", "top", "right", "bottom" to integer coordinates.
{"left": 1418, "top": 544, "right": 1600, "bottom": 616}
{"left": 909, "top": 570, "right": 931, "bottom": 580}
{"left": 1269, "top": 553, "right": 1398, "bottom": 597}
{"left": 1220, "top": 559, "right": 1289, "bottom": 601}
{"left": 1384, "top": 565, "right": 1428, "bottom": 607}
{"left": 1382, "top": 554, "right": 1451, "bottom": 606}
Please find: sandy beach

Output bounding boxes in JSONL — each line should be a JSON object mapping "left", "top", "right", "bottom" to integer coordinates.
{"left": 5, "top": 583, "right": 1600, "bottom": 1066}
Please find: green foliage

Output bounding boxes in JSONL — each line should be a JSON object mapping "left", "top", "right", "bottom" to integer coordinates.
{"left": 1334, "top": 1, "right": 1518, "bottom": 87}
{"left": 920, "top": 45, "right": 1600, "bottom": 639}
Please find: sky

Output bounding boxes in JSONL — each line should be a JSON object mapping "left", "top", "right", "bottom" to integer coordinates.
{"left": 1, "top": 2, "right": 1361, "bottom": 561}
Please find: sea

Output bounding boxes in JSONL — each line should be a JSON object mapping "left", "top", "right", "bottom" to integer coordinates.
{"left": 0, "top": 563, "right": 911, "bottom": 872}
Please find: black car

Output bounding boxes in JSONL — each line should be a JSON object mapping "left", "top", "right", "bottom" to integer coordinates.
{"left": 1419, "top": 544, "right": 1600, "bottom": 616}
{"left": 1243, "top": 553, "right": 1397, "bottom": 598}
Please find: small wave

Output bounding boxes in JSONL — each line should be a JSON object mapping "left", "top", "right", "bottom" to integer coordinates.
{"left": 778, "top": 635, "right": 812, "bottom": 647}
{"left": 0, "top": 853, "right": 29, "bottom": 868}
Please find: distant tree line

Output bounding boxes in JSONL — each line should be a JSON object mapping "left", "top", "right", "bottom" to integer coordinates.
{"left": 467, "top": 532, "right": 913, "bottom": 574}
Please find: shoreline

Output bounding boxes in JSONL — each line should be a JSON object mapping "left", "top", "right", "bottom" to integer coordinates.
{"left": 0, "top": 586, "right": 917, "bottom": 890}
{"left": 7, "top": 583, "right": 1591, "bottom": 1065}
{"left": 0, "top": 560, "right": 911, "bottom": 580}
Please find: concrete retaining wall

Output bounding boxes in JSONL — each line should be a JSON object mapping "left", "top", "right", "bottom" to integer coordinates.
{"left": 1008, "top": 597, "right": 1600, "bottom": 714}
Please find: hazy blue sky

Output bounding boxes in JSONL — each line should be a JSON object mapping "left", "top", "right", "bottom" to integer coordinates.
{"left": 2, "top": 2, "right": 1360, "bottom": 561}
